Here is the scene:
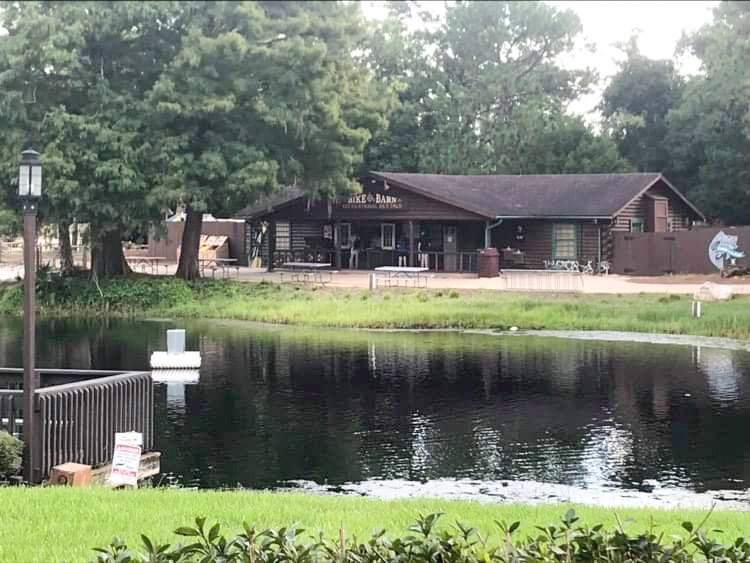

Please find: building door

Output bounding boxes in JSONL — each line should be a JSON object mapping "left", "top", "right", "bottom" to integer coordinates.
{"left": 444, "top": 225, "right": 457, "bottom": 272}
{"left": 652, "top": 199, "right": 668, "bottom": 232}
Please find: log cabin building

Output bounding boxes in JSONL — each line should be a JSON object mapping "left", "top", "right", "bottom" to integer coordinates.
{"left": 237, "top": 172, "right": 705, "bottom": 272}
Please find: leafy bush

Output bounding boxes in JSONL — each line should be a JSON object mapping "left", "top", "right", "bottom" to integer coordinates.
{"left": 91, "top": 509, "right": 750, "bottom": 562}
{"left": 0, "top": 431, "right": 22, "bottom": 478}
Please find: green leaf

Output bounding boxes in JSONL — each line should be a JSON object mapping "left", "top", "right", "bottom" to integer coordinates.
{"left": 208, "top": 522, "right": 221, "bottom": 542}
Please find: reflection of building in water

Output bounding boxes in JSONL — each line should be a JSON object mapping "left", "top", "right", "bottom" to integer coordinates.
{"left": 651, "top": 377, "right": 670, "bottom": 419}
{"left": 696, "top": 346, "right": 741, "bottom": 404}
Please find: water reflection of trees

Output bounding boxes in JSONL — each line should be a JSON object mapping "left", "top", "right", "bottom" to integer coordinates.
{"left": 1, "top": 318, "right": 749, "bottom": 491}
{"left": 157, "top": 325, "right": 750, "bottom": 491}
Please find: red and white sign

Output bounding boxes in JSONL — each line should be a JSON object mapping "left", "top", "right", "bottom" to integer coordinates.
{"left": 110, "top": 432, "right": 142, "bottom": 487}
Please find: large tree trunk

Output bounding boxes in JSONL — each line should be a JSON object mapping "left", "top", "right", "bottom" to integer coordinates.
{"left": 175, "top": 205, "right": 202, "bottom": 280}
{"left": 90, "top": 226, "right": 131, "bottom": 279}
{"left": 58, "top": 221, "right": 75, "bottom": 274}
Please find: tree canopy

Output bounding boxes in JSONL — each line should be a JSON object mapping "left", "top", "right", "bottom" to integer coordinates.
{"left": 0, "top": 0, "right": 390, "bottom": 277}
{"left": 666, "top": 1, "right": 750, "bottom": 224}
{"left": 0, "top": 0, "right": 748, "bottom": 277}
{"left": 601, "top": 36, "right": 684, "bottom": 176}
{"left": 364, "top": 0, "right": 626, "bottom": 176}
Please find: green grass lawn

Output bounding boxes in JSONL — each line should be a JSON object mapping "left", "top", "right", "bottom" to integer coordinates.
{"left": 2, "top": 276, "right": 749, "bottom": 339}
{"left": 1, "top": 488, "right": 749, "bottom": 562}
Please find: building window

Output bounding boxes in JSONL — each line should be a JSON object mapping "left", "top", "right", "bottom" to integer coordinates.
{"left": 381, "top": 223, "right": 396, "bottom": 250}
{"left": 337, "top": 223, "right": 352, "bottom": 249}
{"left": 553, "top": 223, "right": 577, "bottom": 259}
{"left": 630, "top": 218, "right": 645, "bottom": 233}
{"left": 275, "top": 221, "right": 290, "bottom": 251}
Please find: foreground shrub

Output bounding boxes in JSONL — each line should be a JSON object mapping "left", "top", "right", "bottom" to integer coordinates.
{"left": 0, "top": 430, "right": 22, "bottom": 478}
{"left": 91, "top": 509, "right": 750, "bottom": 562}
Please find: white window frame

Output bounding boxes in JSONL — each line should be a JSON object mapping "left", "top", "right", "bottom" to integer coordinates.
{"left": 552, "top": 223, "right": 578, "bottom": 260}
{"left": 381, "top": 223, "right": 396, "bottom": 250}
{"left": 630, "top": 217, "right": 645, "bottom": 233}
{"left": 275, "top": 221, "right": 291, "bottom": 251}
{"left": 337, "top": 222, "right": 352, "bottom": 249}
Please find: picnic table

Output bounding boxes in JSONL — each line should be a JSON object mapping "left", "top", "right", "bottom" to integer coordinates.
{"left": 127, "top": 256, "right": 167, "bottom": 275}
{"left": 279, "top": 262, "right": 332, "bottom": 285}
{"left": 374, "top": 266, "right": 429, "bottom": 288}
{"left": 199, "top": 257, "right": 239, "bottom": 279}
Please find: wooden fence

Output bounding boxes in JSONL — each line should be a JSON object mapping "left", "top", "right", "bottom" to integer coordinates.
{"left": 612, "top": 226, "right": 750, "bottom": 275}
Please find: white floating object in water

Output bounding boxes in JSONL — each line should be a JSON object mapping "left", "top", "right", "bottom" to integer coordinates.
{"left": 151, "top": 369, "right": 200, "bottom": 384}
{"left": 150, "top": 351, "right": 201, "bottom": 369}
{"left": 150, "top": 329, "right": 201, "bottom": 369}
{"left": 167, "top": 329, "right": 186, "bottom": 354}
{"left": 509, "top": 326, "right": 519, "bottom": 332}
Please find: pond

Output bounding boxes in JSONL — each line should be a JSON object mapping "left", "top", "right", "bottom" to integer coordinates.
{"left": 1, "top": 317, "right": 749, "bottom": 506}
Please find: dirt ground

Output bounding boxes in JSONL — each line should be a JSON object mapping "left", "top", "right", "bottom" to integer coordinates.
{"left": 3, "top": 257, "right": 750, "bottom": 296}
{"left": 626, "top": 273, "right": 750, "bottom": 285}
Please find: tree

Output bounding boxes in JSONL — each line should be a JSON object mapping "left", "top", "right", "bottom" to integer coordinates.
{"left": 667, "top": 1, "right": 750, "bottom": 224}
{"left": 362, "top": 2, "right": 434, "bottom": 172}
{"left": 487, "top": 102, "right": 631, "bottom": 175}
{"left": 601, "top": 36, "right": 684, "bottom": 174}
{"left": 362, "top": 1, "right": 616, "bottom": 176}
{"left": 422, "top": 1, "right": 594, "bottom": 172}
{"left": 148, "top": 1, "right": 389, "bottom": 279}
{"left": 0, "top": 1, "right": 184, "bottom": 277}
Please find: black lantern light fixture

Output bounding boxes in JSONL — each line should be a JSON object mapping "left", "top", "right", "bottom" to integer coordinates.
{"left": 19, "top": 147, "right": 42, "bottom": 482}
{"left": 18, "top": 148, "right": 42, "bottom": 208}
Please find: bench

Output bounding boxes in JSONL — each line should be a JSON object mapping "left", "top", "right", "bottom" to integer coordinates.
{"left": 373, "top": 266, "right": 429, "bottom": 288}
{"left": 278, "top": 262, "right": 333, "bottom": 285}
{"left": 199, "top": 258, "right": 240, "bottom": 279}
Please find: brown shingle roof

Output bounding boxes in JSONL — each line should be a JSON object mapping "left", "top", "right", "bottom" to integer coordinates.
{"left": 236, "top": 172, "right": 705, "bottom": 221}
{"left": 372, "top": 172, "right": 669, "bottom": 218}
{"left": 235, "top": 186, "right": 305, "bottom": 219}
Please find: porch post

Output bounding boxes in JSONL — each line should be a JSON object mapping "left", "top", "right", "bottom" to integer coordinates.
{"left": 484, "top": 219, "right": 503, "bottom": 248}
{"left": 335, "top": 221, "right": 342, "bottom": 269}
{"left": 268, "top": 220, "right": 276, "bottom": 272}
{"left": 408, "top": 220, "right": 415, "bottom": 267}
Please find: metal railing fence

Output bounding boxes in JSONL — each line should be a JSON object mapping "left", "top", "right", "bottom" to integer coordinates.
{"left": 0, "top": 389, "right": 22, "bottom": 435}
{"left": 36, "top": 371, "right": 153, "bottom": 481}
{"left": 501, "top": 269, "right": 584, "bottom": 292}
{"left": 271, "top": 249, "right": 480, "bottom": 273}
{"left": 0, "top": 369, "right": 153, "bottom": 482}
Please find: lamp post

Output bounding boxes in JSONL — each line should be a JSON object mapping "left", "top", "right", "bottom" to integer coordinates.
{"left": 19, "top": 148, "right": 42, "bottom": 483}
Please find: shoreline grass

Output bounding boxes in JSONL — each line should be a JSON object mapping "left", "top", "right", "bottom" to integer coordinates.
{"left": 1, "top": 275, "right": 750, "bottom": 339}
{"left": 2, "top": 488, "right": 750, "bottom": 562}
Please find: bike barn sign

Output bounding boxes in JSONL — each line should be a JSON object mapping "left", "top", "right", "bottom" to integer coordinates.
{"left": 341, "top": 192, "right": 404, "bottom": 210}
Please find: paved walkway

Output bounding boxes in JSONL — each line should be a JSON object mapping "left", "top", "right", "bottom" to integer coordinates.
{"left": 232, "top": 268, "right": 750, "bottom": 295}
{"left": 6, "top": 262, "right": 750, "bottom": 296}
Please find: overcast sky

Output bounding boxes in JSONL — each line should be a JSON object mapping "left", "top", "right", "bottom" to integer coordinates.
{"left": 361, "top": 1, "right": 719, "bottom": 118}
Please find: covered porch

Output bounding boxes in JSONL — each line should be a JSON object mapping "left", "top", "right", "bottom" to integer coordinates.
{"left": 257, "top": 219, "right": 485, "bottom": 273}
{"left": 488, "top": 218, "right": 608, "bottom": 270}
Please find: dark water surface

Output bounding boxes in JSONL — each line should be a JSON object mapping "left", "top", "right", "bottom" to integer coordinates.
{"left": 2, "top": 318, "right": 750, "bottom": 501}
